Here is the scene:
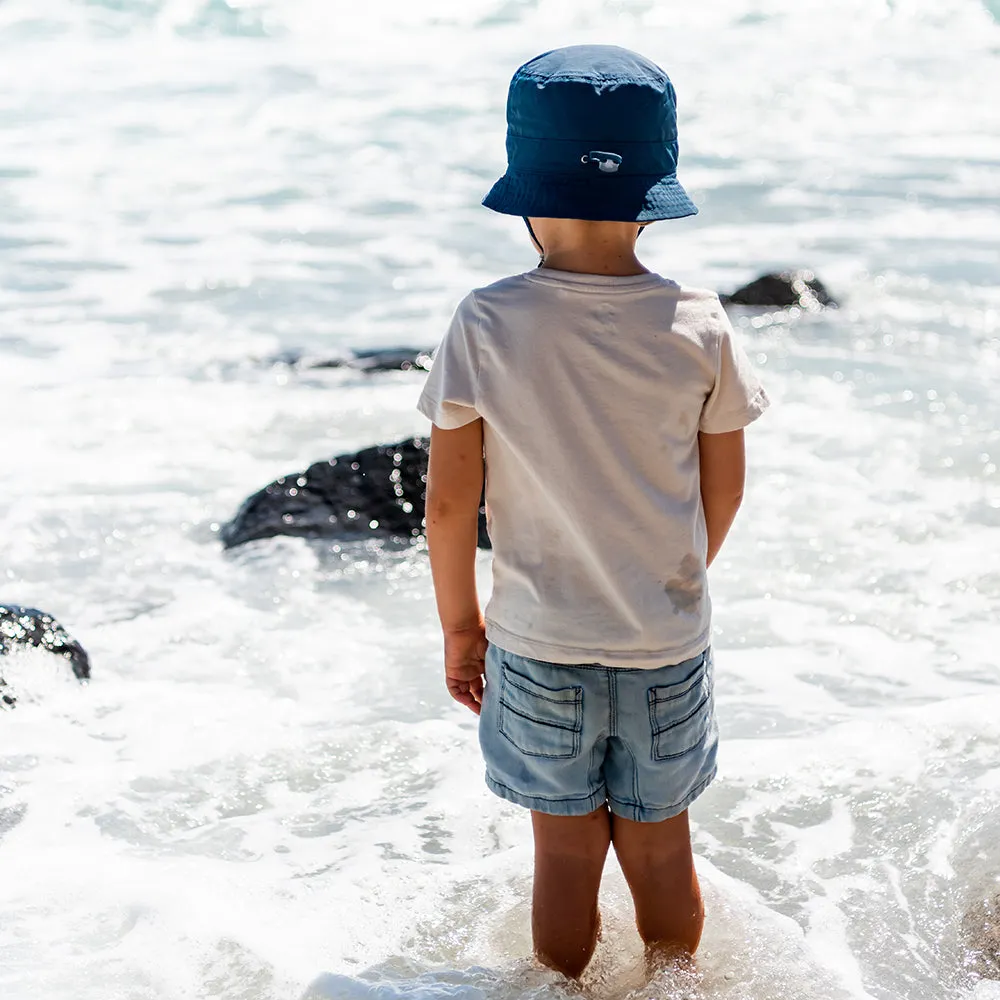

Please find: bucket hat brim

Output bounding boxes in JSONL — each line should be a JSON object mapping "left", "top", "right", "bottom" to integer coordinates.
{"left": 482, "top": 168, "right": 697, "bottom": 223}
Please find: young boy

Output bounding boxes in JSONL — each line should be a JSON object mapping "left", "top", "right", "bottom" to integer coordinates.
{"left": 417, "top": 45, "right": 768, "bottom": 979}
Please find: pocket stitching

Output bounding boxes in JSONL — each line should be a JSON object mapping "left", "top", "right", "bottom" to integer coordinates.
{"left": 499, "top": 700, "right": 581, "bottom": 733}
{"left": 501, "top": 665, "right": 582, "bottom": 705}
{"left": 503, "top": 674, "right": 582, "bottom": 707}
{"left": 647, "top": 676, "right": 711, "bottom": 762}
{"left": 646, "top": 657, "right": 707, "bottom": 704}
{"left": 497, "top": 722, "right": 581, "bottom": 759}
{"left": 498, "top": 668, "right": 583, "bottom": 760}
{"left": 648, "top": 674, "right": 703, "bottom": 706}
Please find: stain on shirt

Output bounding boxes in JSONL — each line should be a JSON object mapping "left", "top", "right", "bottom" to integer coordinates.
{"left": 664, "top": 553, "right": 704, "bottom": 615}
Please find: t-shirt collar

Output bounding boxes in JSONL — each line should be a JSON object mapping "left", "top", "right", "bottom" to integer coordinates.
{"left": 523, "top": 267, "right": 665, "bottom": 291}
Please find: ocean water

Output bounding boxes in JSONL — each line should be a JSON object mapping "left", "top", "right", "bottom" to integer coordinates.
{"left": 1, "top": 0, "right": 999, "bottom": 997}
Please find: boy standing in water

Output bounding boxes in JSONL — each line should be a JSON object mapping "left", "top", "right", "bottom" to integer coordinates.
{"left": 417, "top": 45, "right": 768, "bottom": 979}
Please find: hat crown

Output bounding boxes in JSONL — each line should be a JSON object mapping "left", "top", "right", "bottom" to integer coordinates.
{"left": 482, "top": 45, "right": 697, "bottom": 223}
{"left": 507, "top": 45, "right": 678, "bottom": 144}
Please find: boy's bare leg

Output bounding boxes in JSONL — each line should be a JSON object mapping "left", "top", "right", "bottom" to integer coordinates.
{"left": 611, "top": 810, "right": 704, "bottom": 958}
{"left": 531, "top": 805, "right": 611, "bottom": 979}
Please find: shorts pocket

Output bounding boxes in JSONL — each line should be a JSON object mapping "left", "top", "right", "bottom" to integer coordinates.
{"left": 647, "top": 651, "right": 712, "bottom": 761}
{"left": 498, "top": 662, "right": 583, "bottom": 759}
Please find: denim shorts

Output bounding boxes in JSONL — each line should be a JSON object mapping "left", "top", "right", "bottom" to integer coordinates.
{"left": 478, "top": 643, "right": 718, "bottom": 822}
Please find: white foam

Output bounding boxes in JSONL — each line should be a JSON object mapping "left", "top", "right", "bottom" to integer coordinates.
{"left": 2, "top": 1, "right": 999, "bottom": 997}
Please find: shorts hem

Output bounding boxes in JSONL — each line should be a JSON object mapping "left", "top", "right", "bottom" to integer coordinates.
{"left": 607, "top": 766, "right": 717, "bottom": 823}
{"left": 485, "top": 772, "right": 607, "bottom": 816}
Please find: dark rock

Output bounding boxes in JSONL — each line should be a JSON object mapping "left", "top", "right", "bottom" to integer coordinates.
{"left": 0, "top": 605, "right": 90, "bottom": 709}
{"left": 271, "top": 348, "right": 433, "bottom": 374}
{"left": 720, "top": 270, "right": 836, "bottom": 310}
{"left": 221, "top": 437, "right": 491, "bottom": 551}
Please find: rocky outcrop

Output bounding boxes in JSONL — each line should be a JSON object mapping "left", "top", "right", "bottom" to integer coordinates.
{"left": 221, "top": 437, "right": 490, "bottom": 551}
{"left": 0, "top": 605, "right": 90, "bottom": 708}
{"left": 720, "top": 270, "right": 836, "bottom": 310}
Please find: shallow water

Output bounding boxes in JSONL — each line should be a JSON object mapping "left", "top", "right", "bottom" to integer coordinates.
{"left": 1, "top": 1, "right": 1000, "bottom": 998}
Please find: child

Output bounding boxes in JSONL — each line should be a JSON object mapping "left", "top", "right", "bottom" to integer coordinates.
{"left": 417, "top": 45, "right": 769, "bottom": 979}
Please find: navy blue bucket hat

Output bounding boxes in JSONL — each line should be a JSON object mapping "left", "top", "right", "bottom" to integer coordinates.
{"left": 483, "top": 45, "right": 698, "bottom": 223}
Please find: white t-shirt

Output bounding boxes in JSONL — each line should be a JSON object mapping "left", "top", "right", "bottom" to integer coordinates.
{"left": 417, "top": 267, "right": 769, "bottom": 668}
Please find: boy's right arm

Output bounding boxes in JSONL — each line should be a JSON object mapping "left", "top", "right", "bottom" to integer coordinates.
{"left": 698, "top": 429, "right": 746, "bottom": 567}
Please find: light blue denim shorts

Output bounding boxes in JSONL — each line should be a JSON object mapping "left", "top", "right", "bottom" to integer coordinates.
{"left": 479, "top": 643, "right": 718, "bottom": 822}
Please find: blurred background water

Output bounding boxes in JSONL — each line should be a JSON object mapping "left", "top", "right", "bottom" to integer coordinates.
{"left": 1, "top": 1, "right": 999, "bottom": 998}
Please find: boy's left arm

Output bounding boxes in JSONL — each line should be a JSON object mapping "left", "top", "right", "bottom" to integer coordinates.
{"left": 425, "top": 420, "right": 487, "bottom": 714}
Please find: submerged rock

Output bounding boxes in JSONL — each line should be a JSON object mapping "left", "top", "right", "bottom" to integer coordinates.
{"left": 271, "top": 347, "right": 433, "bottom": 374}
{"left": 721, "top": 270, "right": 836, "bottom": 310}
{"left": 0, "top": 605, "right": 91, "bottom": 709}
{"left": 963, "top": 892, "right": 1000, "bottom": 980}
{"left": 221, "top": 437, "right": 491, "bottom": 551}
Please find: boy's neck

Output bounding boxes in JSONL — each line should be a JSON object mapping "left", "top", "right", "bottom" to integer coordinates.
{"left": 539, "top": 250, "right": 649, "bottom": 277}
{"left": 527, "top": 218, "right": 651, "bottom": 277}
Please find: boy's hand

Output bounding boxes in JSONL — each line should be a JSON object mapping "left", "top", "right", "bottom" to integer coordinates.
{"left": 443, "top": 622, "right": 487, "bottom": 715}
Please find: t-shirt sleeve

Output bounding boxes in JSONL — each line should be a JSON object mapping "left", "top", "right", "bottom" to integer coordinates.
{"left": 416, "top": 293, "right": 482, "bottom": 430}
{"left": 699, "top": 303, "right": 771, "bottom": 434}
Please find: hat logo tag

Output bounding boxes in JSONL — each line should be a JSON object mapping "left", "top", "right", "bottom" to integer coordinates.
{"left": 581, "top": 151, "right": 623, "bottom": 173}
